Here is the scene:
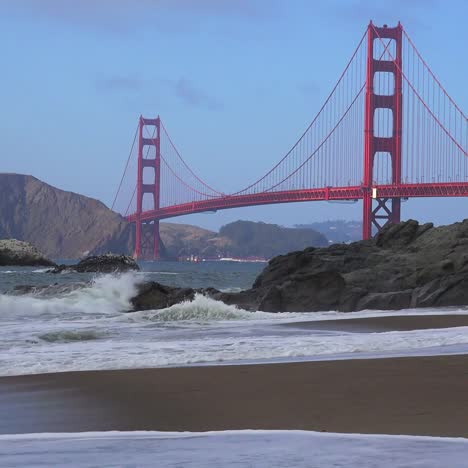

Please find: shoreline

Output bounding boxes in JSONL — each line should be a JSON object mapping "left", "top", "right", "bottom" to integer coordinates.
{"left": 2, "top": 354, "right": 468, "bottom": 437}
{"left": 278, "top": 313, "right": 468, "bottom": 332}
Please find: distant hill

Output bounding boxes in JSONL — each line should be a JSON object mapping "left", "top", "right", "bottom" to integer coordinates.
{"left": 296, "top": 220, "right": 362, "bottom": 244}
{"left": 215, "top": 220, "right": 328, "bottom": 258}
{"left": 0, "top": 174, "right": 219, "bottom": 259}
{"left": 0, "top": 174, "right": 133, "bottom": 258}
{"left": 0, "top": 174, "right": 327, "bottom": 259}
{"left": 159, "top": 223, "right": 216, "bottom": 258}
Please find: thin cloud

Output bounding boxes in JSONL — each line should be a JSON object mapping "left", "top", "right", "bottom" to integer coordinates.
{"left": 2, "top": 0, "right": 275, "bottom": 33}
{"left": 166, "top": 78, "right": 223, "bottom": 111}
{"left": 95, "top": 74, "right": 222, "bottom": 110}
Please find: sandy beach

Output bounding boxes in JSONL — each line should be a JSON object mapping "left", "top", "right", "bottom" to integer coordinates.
{"left": 1, "top": 352, "right": 468, "bottom": 437}
{"left": 279, "top": 313, "right": 468, "bottom": 332}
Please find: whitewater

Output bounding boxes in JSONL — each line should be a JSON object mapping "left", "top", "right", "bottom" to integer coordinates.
{"left": 2, "top": 430, "right": 468, "bottom": 467}
{"left": 2, "top": 265, "right": 468, "bottom": 376}
{"left": 2, "top": 262, "right": 468, "bottom": 466}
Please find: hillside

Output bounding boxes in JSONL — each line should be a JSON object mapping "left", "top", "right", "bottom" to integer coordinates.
{"left": 0, "top": 174, "right": 218, "bottom": 259}
{"left": 159, "top": 223, "right": 216, "bottom": 258}
{"left": 0, "top": 174, "right": 133, "bottom": 258}
{"left": 217, "top": 221, "right": 328, "bottom": 258}
{"left": 0, "top": 174, "right": 327, "bottom": 259}
{"left": 296, "top": 220, "right": 362, "bottom": 244}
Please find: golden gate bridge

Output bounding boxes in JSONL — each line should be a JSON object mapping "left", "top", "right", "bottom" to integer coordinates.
{"left": 111, "top": 22, "right": 467, "bottom": 260}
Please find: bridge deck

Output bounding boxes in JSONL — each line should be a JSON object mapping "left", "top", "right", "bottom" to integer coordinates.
{"left": 127, "top": 182, "right": 468, "bottom": 222}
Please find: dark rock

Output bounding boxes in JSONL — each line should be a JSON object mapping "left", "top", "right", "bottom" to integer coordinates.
{"left": 334, "top": 287, "right": 367, "bottom": 313}
{"left": 253, "top": 219, "right": 468, "bottom": 312}
{"left": 257, "top": 285, "right": 283, "bottom": 312}
{"left": 258, "top": 271, "right": 346, "bottom": 312}
{"left": 0, "top": 239, "right": 55, "bottom": 267}
{"left": 356, "top": 290, "right": 413, "bottom": 311}
{"left": 13, "top": 284, "right": 50, "bottom": 295}
{"left": 213, "top": 289, "right": 259, "bottom": 311}
{"left": 51, "top": 254, "right": 139, "bottom": 274}
{"left": 411, "top": 274, "right": 468, "bottom": 308}
{"left": 128, "top": 219, "right": 468, "bottom": 314}
{"left": 130, "top": 282, "right": 195, "bottom": 311}
{"left": 374, "top": 219, "right": 427, "bottom": 249}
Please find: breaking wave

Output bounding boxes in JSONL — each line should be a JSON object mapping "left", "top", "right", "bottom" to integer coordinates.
{"left": 39, "top": 329, "right": 106, "bottom": 343}
{"left": 0, "top": 273, "right": 142, "bottom": 318}
{"left": 132, "top": 294, "right": 263, "bottom": 322}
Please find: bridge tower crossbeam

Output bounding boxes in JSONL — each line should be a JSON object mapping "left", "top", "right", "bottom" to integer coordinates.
{"left": 134, "top": 116, "right": 161, "bottom": 260}
{"left": 363, "top": 21, "right": 403, "bottom": 239}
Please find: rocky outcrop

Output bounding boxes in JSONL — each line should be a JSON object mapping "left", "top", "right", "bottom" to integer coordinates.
{"left": 248, "top": 219, "right": 468, "bottom": 311}
{"left": 131, "top": 282, "right": 196, "bottom": 311}
{"left": 129, "top": 219, "right": 468, "bottom": 313}
{"left": 51, "top": 254, "right": 139, "bottom": 274}
{"left": 0, "top": 239, "right": 55, "bottom": 267}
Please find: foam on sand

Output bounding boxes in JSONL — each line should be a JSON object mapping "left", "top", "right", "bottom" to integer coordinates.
{"left": 1, "top": 430, "right": 467, "bottom": 467}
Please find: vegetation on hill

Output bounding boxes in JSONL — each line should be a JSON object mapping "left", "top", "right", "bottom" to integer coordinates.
{"left": 217, "top": 220, "right": 328, "bottom": 258}
{"left": 296, "top": 220, "right": 362, "bottom": 244}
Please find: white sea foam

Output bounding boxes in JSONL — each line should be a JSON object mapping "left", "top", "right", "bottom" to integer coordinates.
{"left": 135, "top": 271, "right": 179, "bottom": 276}
{"left": 0, "top": 272, "right": 141, "bottom": 318}
{"left": 130, "top": 293, "right": 268, "bottom": 322}
{"left": 2, "top": 273, "right": 468, "bottom": 376}
{"left": 219, "top": 286, "right": 244, "bottom": 293}
{"left": 0, "top": 268, "right": 50, "bottom": 274}
{"left": 3, "top": 320, "right": 468, "bottom": 376}
{"left": 1, "top": 430, "right": 467, "bottom": 467}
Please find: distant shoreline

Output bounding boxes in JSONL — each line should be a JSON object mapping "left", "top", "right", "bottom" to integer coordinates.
{"left": 177, "top": 256, "right": 269, "bottom": 263}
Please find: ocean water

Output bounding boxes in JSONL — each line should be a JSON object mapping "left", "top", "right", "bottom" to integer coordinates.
{"left": 0, "top": 260, "right": 261, "bottom": 294}
{"left": 2, "top": 262, "right": 468, "bottom": 376}
{"left": 2, "top": 261, "right": 468, "bottom": 466}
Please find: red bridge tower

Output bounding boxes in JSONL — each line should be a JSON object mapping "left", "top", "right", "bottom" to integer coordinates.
{"left": 363, "top": 21, "right": 403, "bottom": 239}
{"left": 134, "top": 116, "right": 161, "bottom": 260}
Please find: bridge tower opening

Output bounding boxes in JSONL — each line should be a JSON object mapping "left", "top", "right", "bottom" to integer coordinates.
{"left": 363, "top": 21, "right": 403, "bottom": 239}
{"left": 134, "top": 116, "right": 161, "bottom": 260}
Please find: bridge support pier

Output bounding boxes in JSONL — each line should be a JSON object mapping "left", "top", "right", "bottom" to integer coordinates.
{"left": 364, "top": 195, "right": 401, "bottom": 239}
{"left": 362, "top": 21, "right": 403, "bottom": 240}
{"left": 134, "top": 116, "right": 161, "bottom": 260}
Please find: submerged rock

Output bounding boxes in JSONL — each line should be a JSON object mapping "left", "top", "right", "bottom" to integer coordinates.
{"left": 129, "top": 282, "right": 228, "bottom": 312}
{"left": 51, "top": 254, "right": 139, "bottom": 274}
{"left": 0, "top": 239, "right": 55, "bottom": 267}
{"left": 131, "top": 282, "right": 195, "bottom": 311}
{"left": 129, "top": 219, "right": 468, "bottom": 313}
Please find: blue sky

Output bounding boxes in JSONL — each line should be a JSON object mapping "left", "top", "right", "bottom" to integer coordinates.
{"left": 1, "top": 0, "right": 467, "bottom": 231}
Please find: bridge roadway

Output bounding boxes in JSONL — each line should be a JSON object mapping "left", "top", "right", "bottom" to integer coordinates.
{"left": 127, "top": 182, "right": 468, "bottom": 222}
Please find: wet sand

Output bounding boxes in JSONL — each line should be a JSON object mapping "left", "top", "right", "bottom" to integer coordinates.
{"left": 2, "top": 354, "right": 468, "bottom": 437}
{"left": 279, "top": 313, "right": 468, "bottom": 333}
